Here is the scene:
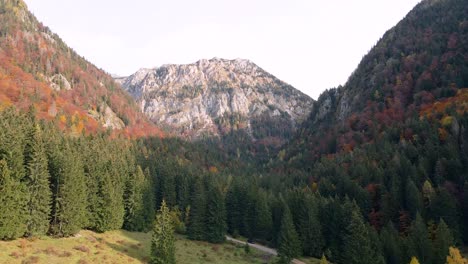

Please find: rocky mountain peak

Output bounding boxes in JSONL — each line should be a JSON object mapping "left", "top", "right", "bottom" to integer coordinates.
{"left": 119, "top": 58, "right": 314, "bottom": 142}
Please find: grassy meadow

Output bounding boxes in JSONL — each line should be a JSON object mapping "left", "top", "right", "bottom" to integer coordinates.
{"left": 0, "top": 230, "right": 278, "bottom": 264}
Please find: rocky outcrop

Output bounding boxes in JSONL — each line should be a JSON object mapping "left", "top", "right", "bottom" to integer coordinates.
{"left": 120, "top": 58, "right": 313, "bottom": 141}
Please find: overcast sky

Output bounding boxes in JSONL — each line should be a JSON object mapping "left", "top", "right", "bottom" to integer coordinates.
{"left": 25, "top": 0, "right": 421, "bottom": 99}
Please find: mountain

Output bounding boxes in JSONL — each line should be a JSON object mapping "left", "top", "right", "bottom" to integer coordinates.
{"left": 286, "top": 0, "right": 468, "bottom": 163}
{"left": 119, "top": 58, "right": 313, "bottom": 144}
{"left": 0, "top": 0, "right": 163, "bottom": 137}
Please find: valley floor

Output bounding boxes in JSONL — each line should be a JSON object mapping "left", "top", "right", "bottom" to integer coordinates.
{"left": 0, "top": 230, "right": 276, "bottom": 264}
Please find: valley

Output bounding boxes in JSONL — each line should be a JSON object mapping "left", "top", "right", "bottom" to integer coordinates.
{"left": 0, "top": 0, "right": 467, "bottom": 264}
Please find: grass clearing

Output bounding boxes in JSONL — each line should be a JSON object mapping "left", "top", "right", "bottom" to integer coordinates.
{"left": 0, "top": 230, "right": 277, "bottom": 264}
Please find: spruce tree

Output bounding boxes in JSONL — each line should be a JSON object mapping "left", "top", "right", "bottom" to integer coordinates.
{"left": 433, "top": 219, "right": 453, "bottom": 264}
{"left": 151, "top": 200, "right": 175, "bottom": 264}
{"left": 0, "top": 160, "right": 28, "bottom": 239}
{"left": 25, "top": 125, "right": 52, "bottom": 237}
{"left": 124, "top": 166, "right": 146, "bottom": 231}
{"left": 380, "top": 222, "right": 403, "bottom": 264}
{"left": 49, "top": 144, "right": 87, "bottom": 237}
{"left": 277, "top": 205, "right": 301, "bottom": 264}
{"left": 94, "top": 171, "right": 125, "bottom": 232}
{"left": 205, "top": 184, "right": 226, "bottom": 243}
{"left": 342, "top": 210, "right": 374, "bottom": 264}
{"left": 407, "top": 213, "right": 432, "bottom": 264}
{"left": 299, "top": 196, "right": 324, "bottom": 257}
{"left": 187, "top": 177, "right": 206, "bottom": 240}
{"left": 254, "top": 190, "right": 273, "bottom": 241}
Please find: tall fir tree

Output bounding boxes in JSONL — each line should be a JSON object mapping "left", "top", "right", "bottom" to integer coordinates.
{"left": 407, "top": 213, "right": 432, "bottom": 264}
{"left": 49, "top": 143, "right": 87, "bottom": 237}
{"left": 187, "top": 177, "right": 206, "bottom": 240}
{"left": 342, "top": 210, "right": 374, "bottom": 264}
{"left": 124, "top": 165, "right": 146, "bottom": 231}
{"left": 151, "top": 200, "right": 175, "bottom": 264}
{"left": 205, "top": 184, "right": 226, "bottom": 243}
{"left": 24, "top": 125, "right": 51, "bottom": 237}
{"left": 253, "top": 190, "right": 273, "bottom": 241}
{"left": 0, "top": 160, "right": 28, "bottom": 239}
{"left": 277, "top": 205, "right": 301, "bottom": 264}
{"left": 298, "top": 195, "right": 324, "bottom": 257}
{"left": 433, "top": 219, "right": 454, "bottom": 264}
{"left": 380, "top": 222, "right": 403, "bottom": 264}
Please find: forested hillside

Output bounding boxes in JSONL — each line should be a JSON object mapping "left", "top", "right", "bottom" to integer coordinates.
{"left": 0, "top": 0, "right": 467, "bottom": 264}
{"left": 0, "top": 0, "right": 162, "bottom": 137}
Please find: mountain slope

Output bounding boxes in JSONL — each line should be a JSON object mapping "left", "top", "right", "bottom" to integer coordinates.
{"left": 119, "top": 58, "right": 313, "bottom": 143}
{"left": 0, "top": 0, "right": 163, "bottom": 137}
{"left": 286, "top": 0, "right": 468, "bottom": 162}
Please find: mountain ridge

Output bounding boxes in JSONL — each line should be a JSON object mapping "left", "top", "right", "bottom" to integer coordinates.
{"left": 119, "top": 57, "right": 314, "bottom": 143}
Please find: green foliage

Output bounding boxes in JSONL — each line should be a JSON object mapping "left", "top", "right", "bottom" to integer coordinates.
{"left": 186, "top": 177, "right": 206, "bottom": 240}
{"left": 277, "top": 205, "right": 301, "bottom": 263}
{"left": 124, "top": 166, "right": 147, "bottom": 231}
{"left": 407, "top": 213, "right": 432, "bottom": 264}
{"left": 205, "top": 184, "right": 227, "bottom": 243}
{"left": 24, "top": 125, "right": 51, "bottom": 237}
{"left": 433, "top": 219, "right": 453, "bottom": 264}
{"left": 151, "top": 200, "right": 176, "bottom": 264}
{"left": 342, "top": 210, "right": 375, "bottom": 264}
{"left": 0, "top": 159, "right": 28, "bottom": 239}
{"left": 49, "top": 143, "right": 87, "bottom": 237}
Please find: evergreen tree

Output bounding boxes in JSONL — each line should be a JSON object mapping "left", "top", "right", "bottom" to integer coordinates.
{"left": 407, "top": 213, "right": 432, "bottom": 264}
{"left": 342, "top": 210, "right": 374, "bottom": 264}
{"left": 254, "top": 190, "right": 273, "bottom": 241}
{"left": 123, "top": 166, "right": 146, "bottom": 231}
{"left": 25, "top": 125, "right": 51, "bottom": 237}
{"left": 405, "top": 179, "right": 423, "bottom": 218}
{"left": 277, "top": 205, "right": 301, "bottom": 264}
{"left": 0, "top": 160, "right": 28, "bottom": 239}
{"left": 49, "top": 144, "right": 87, "bottom": 237}
{"left": 151, "top": 200, "right": 175, "bottom": 264}
{"left": 187, "top": 177, "right": 206, "bottom": 240}
{"left": 299, "top": 196, "right": 324, "bottom": 257}
{"left": 380, "top": 222, "right": 403, "bottom": 264}
{"left": 94, "top": 170, "right": 125, "bottom": 232}
{"left": 205, "top": 184, "right": 226, "bottom": 243}
{"left": 433, "top": 219, "right": 453, "bottom": 264}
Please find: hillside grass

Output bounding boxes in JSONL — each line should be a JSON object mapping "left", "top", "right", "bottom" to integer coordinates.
{"left": 0, "top": 230, "right": 276, "bottom": 264}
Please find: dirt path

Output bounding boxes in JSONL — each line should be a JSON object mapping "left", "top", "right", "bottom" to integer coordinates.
{"left": 226, "top": 236, "right": 306, "bottom": 264}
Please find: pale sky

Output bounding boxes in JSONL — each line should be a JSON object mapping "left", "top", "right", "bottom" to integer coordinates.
{"left": 25, "top": 0, "right": 420, "bottom": 99}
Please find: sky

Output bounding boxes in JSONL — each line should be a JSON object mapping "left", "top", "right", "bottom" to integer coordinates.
{"left": 25, "top": 0, "right": 421, "bottom": 99}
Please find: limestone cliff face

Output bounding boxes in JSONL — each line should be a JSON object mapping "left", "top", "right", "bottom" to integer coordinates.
{"left": 120, "top": 58, "right": 313, "bottom": 141}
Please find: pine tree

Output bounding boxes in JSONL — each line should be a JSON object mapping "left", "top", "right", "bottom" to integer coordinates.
{"left": 25, "top": 125, "right": 52, "bottom": 237}
{"left": 380, "top": 222, "right": 403, "bottom": 264}
{"left": 124, "top": 166, "right": 146, "bottom": 231}
{"left": 187, "top": 177, "right": 206, "bottom": 240}
{"left": 205, "top": 184, "right": 226, "bottom": 243}
{"left": 433, "top": 219, "right": 453, "bottom": 264}
{"left": 407, "top": 213, "right": 432, "bottom": 264}
{"left": 299, "top": 196, "right": 324, "bottom": 257}
{"left": 151, "top": 200, "right": 175, "bottom": 264}
{"left": 94, "top": 171, "right": 125, "bottom": 232}
{"left": 342, "top": 210, "right": 374, "bottom": 264}
{"left": 254, "top": 190, "right": 273, "bottom": 241}
{"left": 0, "top": 160, "right": 28, "bottom": 239}
{"left": 49, "top": 144, "right": 87, "bottom": 237}
{"left": 277, "top": 205, "right": 301, "bottom": 264}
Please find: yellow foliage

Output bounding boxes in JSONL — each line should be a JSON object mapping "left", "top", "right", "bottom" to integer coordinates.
{"left": 441, "top": 116, "right": 454, "bottom": 127}
{"left": 410, "top": 256, "right": 420, "bottom": 264}
{"left": 446, "top": 247, "right": 468, "bottom": 264}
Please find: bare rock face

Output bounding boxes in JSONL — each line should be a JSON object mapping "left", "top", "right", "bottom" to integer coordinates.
{"left": 120, "top": 58, "right": 314, "bottom": 141}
